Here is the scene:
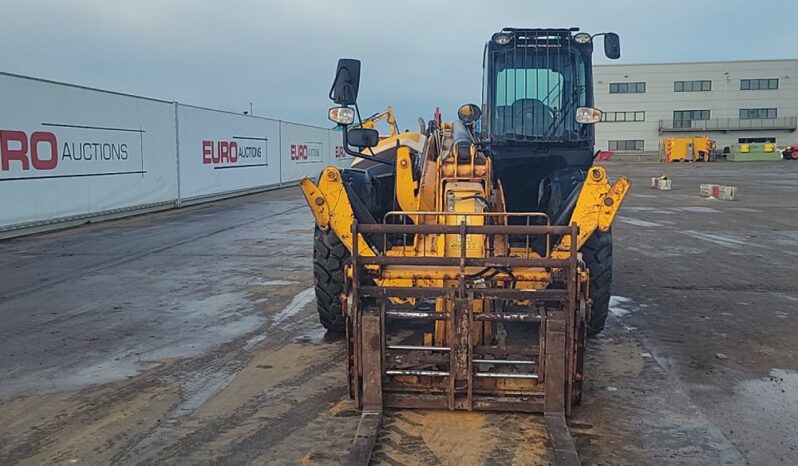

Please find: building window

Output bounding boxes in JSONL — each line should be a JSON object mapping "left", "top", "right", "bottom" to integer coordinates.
{"left": 739, "top": 137, "right": 776, "bottom": 143}
{"left": 602, "top": 111, "right": 645, "bottom": 122}
{"left": 674, "top": 80, "right": 711, "bottom": 92}
{"left": 609, "top": 82, "right": 646, "bottom": 94}
{"left": 608, "top": 140, "right": 644, "bottom": 151}
{"left": 673, "top": 110, "right": 710, "bottom": 128}
{"left": 740, "top": 78, "right": 778, "bottom": 90}
{"left": 739, "top": 108, "right": 777, "bottom": 119}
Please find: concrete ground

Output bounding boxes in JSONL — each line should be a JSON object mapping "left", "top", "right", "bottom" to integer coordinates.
{"left": 0, "top": 160, "right": 796, "bottom": 465}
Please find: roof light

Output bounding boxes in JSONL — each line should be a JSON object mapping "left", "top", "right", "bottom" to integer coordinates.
{"left": 494, "top": 34, "right": 512, "bottom": 45}
{"left": 574, "top": 33, "right": 592, "bottom": 44}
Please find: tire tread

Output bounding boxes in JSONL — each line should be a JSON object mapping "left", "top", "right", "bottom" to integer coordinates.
{"left": 313, "top": 227, "right": 348, "bottom": 332}
{"left": 582, "top": 231, "right": 613, "bottom": 336}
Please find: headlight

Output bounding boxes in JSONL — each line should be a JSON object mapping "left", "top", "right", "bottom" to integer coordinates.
{"left": 328, "top": 107, "right": 355, "bottom": 125}
{"left": 493, "top": 34, "right": 512, "bottom": 45}
{"left": 576, "top": 107, "right": 603, "bottom": 124}
{"left": 574, "top": 32, "right": 592, "bottom": 44}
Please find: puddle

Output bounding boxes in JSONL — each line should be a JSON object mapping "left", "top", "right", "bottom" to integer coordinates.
{"left": 620, "top": 207, "right": 677, "bottom": 215}
{"left": 272, "top": 287, "right": 315, "bottom": 325}
{"left": 244, "top": 287, "right": 317, "bottom": 351}
{"left": 716, "top": 369, "right": 798, "bottom": 463}
{"left": 678, "top": 206, "right": 720, "bottom": 213}
{"left": 735, "top": 369, "right": 798, "bottom": 403}
{"left": 617, "top": 216, "right": 663, "bottom": 228}
{"left": 774, "top": 231, "right": 798, "bottom": 248}
{"left": 293, "top": 326, "right": 338, "bottom": 345}
{"left": 609, "top": 296, "right": 636, "bottom": 317}
{"left": 729, "top": 207, "right": 761, "bottom": 213}
{"left": 256, "top": 279, "right": 297, "bottom": 286}
{"left": 244, "top": 334, "right": 267, "bottom": 351}
{"left": 627, "top": 244, "right": 704, "bottom": 258}
{"left": 681, "top": 230, "right": 748, "bottom": 248}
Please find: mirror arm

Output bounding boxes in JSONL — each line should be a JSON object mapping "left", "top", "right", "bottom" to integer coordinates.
{"left": 342, "top": 126, "right": 395, "bottom": 167}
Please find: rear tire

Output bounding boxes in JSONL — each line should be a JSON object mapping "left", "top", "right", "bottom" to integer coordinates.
{"left": 313, "top": 227, "right": 348, "bottom": 332}
{"left": 583, "top": 230, "right": 613, "bottom": 336}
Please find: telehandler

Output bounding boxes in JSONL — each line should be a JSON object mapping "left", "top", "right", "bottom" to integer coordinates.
{"left": 301, "top": 28, "right": 629, "bottom": 465}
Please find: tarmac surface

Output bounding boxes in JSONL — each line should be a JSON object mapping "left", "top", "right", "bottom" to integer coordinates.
{"left": 1, "top": 160, "right": 797, "bottom": 465}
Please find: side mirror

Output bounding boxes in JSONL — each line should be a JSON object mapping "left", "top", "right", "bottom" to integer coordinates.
{"left": 604, "top": 33, "right": 621, "bottom": 60}
{"left": 330, "top": 59, "right": 361, "bottom": 105}
{"left": 347, "top": 128, "right": 379, "bottom": 148}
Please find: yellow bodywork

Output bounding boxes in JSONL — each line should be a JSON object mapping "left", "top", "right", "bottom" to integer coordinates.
{"left": 301, "top": 116, "right": 630, "bottom": 345}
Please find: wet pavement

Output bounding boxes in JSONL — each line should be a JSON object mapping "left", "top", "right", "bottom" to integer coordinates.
{"left": 0, "top": 161, "right": 796, "bottom": 465}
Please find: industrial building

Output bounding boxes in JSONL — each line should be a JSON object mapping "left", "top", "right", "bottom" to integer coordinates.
{"left": 594, "top": 59, "right": 798, "bottom": 156}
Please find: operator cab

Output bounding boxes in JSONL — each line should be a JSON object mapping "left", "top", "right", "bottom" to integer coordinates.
{"left": 480, "top": 28, "right": 620, "bottom": 215}
{"left": 482, "top": 28, "right": 618, "bottom": 146}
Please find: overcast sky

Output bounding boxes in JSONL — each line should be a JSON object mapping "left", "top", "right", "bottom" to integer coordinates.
{"left": 3, "top": 0, "right": 796, "bottom": 127}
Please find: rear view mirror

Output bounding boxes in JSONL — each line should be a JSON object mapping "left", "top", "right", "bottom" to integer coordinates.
{"left": 604, "top": 33, "right": 621, "bottom": 60}
{"left": 347, "top": 128, "right": 379, "bottom": 148}
{"left": 330, "top": 59, "right": 361, "bottom": 105}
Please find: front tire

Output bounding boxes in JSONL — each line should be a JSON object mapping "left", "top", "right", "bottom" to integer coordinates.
{"left": 313, "top": 227, "right": 348, "bottom": 332}
{"left": 583, "top": 230, "right": 613, "bottom": 336}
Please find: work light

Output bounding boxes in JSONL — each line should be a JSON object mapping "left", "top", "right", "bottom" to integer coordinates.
{"left": 493, "top": 34, "right": 511, "bottom": 45}
{"left": 328, "top": 107, "right": 355, "bottom": 125}
{"left": 574, "top": 33, "right": 592, "bottom": 44}
{"left": 576, "top": 107, "right": 603, "bottom": 124}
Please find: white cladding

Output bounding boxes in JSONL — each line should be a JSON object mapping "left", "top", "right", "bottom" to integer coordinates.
{"left": 0, "top": 73, "right": 178, "bottom": 229}
{"left": 594, "top": 59, "right": 798, "bottom": 153}
{"left": 279, "top": 122, "right": 330, "bottom": 183}
{"left": 0, "top": 72, "right": 349, "bottom": 234}
{"left": 177, "top": 105, "right": 281, "bottom": 200}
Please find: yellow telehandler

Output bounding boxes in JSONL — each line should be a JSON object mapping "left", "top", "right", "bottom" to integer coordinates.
{"left": 301, "top": 28, "right": 630, "bottom": 465}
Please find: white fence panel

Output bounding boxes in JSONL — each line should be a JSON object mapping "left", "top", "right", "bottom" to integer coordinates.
{"left": 177, "top": 105, "right": 280, "bottom": 200}
{"left": 0, "top": 73, "right": 177, "bottom": 230}
{"left": 280, "top": 122, "right": 330, "bottom": 183}
{"left": 327, "top": 129, "right": 354, "bottom": 168}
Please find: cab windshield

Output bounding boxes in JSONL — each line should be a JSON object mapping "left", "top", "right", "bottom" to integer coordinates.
{"left": 492, "top": 47, "right": 587, "bottom": 140}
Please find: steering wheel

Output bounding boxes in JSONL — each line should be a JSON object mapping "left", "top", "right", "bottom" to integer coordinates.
{"left": 511, "top": 99, "right": 556, "bottom": 136}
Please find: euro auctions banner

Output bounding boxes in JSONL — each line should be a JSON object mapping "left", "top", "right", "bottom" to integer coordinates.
{"left": 0, "top": 73, "right": 178, "bottom": 230}
{"left": 176, "top": 105, "right": 280, "bottom": 200}
{"left": 0, "top": 71, "right": 343, "bottom": 234}
{"left": 0, "top": 126, "right": 144, "bottom": 179}
{"left": 280, "top": 122, "right": 330, "bottom": 183}
{"left": 328, "top": 128, "right": 353, "bottom": 169}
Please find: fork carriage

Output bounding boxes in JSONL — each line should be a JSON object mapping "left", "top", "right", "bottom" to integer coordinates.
{"left": 347, "top": 217, "right": 589, "bottom": 414}
{"left": 341, "top": 215, "right": 592, "bottom": 465}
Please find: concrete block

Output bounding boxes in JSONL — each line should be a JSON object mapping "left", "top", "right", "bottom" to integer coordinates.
{"left": 651, "top": 176, "right": 671, "bottom": 190}
{"left": 700, "top": 184, "right": 737, "bottom": 200}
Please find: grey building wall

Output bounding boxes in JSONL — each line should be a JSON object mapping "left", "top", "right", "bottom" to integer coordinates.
{"left": 593, "top": 59, "right": 798, "bottom": 156}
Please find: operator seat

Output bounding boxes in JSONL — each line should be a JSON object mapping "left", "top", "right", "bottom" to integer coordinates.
{"left": 512, "top": 98, "right": 555, "bottom": 137}
{"left": 494, "top": 99, "right": 556, "bottom": 137}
